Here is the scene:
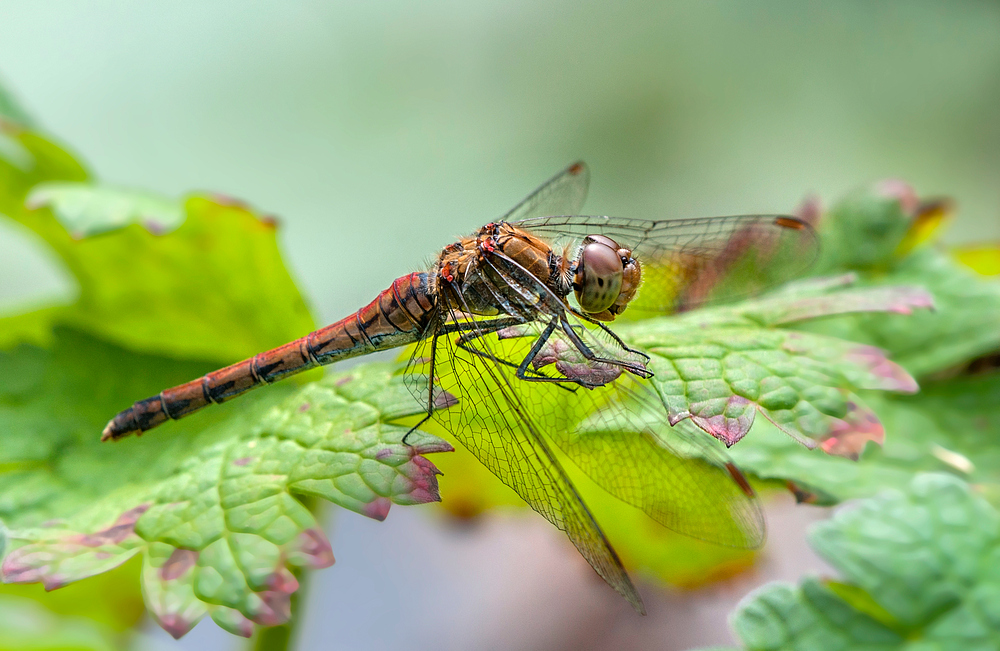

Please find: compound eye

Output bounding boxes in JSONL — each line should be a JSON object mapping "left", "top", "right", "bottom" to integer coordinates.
{"left": 575, "top": 238, "right": 624, "bottom": 313}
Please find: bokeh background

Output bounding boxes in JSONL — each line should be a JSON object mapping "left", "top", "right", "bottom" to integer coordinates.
{"left": 0, "top": 2, "right": 998, "bottom": 649}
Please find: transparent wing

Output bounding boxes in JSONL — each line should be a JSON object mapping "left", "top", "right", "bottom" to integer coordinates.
{"left": 514, "top": 214, "right": 819, "bottom": 314}
{"left": 473, "top": 242, "right": 764, "bottom": 547}
{"left": 404, "top": 265, "right": 764, "bottom": 604}
{"left": 479, "top": 314, "right": 765, "bottom": 549}
{"left": 501, "top": 161, "right": 591, "bottom": 222}
{"left": 402, "top": 293, "right": 644, "bottom": 613}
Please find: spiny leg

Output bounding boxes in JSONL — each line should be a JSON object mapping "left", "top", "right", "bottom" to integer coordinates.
{"left": 451, "top": 316, "right": 578, "bottom": 389}
{"left": 403, "top": 330, "right": 441, "bottom": 446}
{"left": 439, "top": 314, "right": 523, "bottom": 336}
{"left": 514, "top": 316, "right": 596, "bottom": 387}
{"left": 484, "top": 248, "right": 644, "bottom": 362}
{"left": 568, "top": 307, "right": 650, "bottom": 362}
{"left": 404, "top": 310, "right": 544, "bottom": 447}
{"left": 560, "top": 315, "right": 652, "bottom": 378}
{"left": 593, "top": 321, "right": 651, "bottom": 362}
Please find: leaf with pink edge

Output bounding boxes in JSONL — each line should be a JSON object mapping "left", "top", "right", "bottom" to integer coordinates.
{"left": 719, "top": 475, "right": 1000, "bottom": 651}
{"left": 614, "top": 266, "right": 1000, "bottom": 505}
{"left": 0, "top": 116, "right": 449, "bottom": 639}
{"left": 0, "top": 123, "right": 315, "bottom": 365}
{"left": 798, "top": 248, "right": 1000, "bottom": 379}
{"left": 0, "top": 329, "right": 450, "bottom": 639}
{"left": 754, "top": 276, "right": 935, "bottom": 325}
{"left": 619, "top": 276, "right": 923, "bottom": 456}
{"left": 796, "top": 182, "right": 1000, "bottom": 378}
{"left": 722, "top": 371, "right": 1000, "bottom": 505}
{"left": 26, "top": 182, "right": 185, "bottom": 238}
{"left": 0, "top": 91, "right": 448, "bottom": 639}
{"left": 427, "top": 273, "right": 933, "bottom": 588}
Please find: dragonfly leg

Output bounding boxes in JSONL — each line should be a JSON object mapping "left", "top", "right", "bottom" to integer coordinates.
{"left": 569, "top": 307, "right": 650, "bottom": 362}
{"left": 404, "top": 331, "right": 442, "bottom": 446}
{"left": 457, "top": 336, "right": 568, "bottom": 384}
{"left": 514, "top": 316, "right": 596, "bottom": 387}
{"left": 438, "top": 315, "right": 524, "bottom": 336}
{"left": 593, "top": 321, "right": 651, "bottom": 362}
{"left": 404, "top": 316, "right": 544, "bottom": 446}
{"left": 451, "top": 317, "right": 578, "bottom": 389}
{"left": 403, "top": 412, "right": 433, "bottom": 446}
{"left": 560, "top": 315, "right": 653, "bottom": 379}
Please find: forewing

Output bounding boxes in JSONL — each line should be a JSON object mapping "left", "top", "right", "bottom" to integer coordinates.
{"left": 495, "top": 316, "right": 765, "bottom": 549}
{"left": 515, "top": 214, "right": 818, "bottom": 314}
{"left": 402, "top": 299, "right": 644, "bottom": 613}
{"left": 501, "top": 161, "right": 591, "bottom": 222}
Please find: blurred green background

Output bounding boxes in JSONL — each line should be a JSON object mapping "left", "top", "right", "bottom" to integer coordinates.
{"left": 1, "top": 1, "right": 997, "bottom": 324}
{"left": 1, "top": 2, "right": 998, "bottom": 649}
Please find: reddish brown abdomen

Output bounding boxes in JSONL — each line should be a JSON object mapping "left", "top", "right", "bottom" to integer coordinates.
{"left": 102, "top": 272, "right": 435, "bottom": 441}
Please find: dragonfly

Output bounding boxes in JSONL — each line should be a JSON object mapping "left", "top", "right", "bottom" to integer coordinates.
{"left": 102, "top": 162, "right": 817, "bottom": 613}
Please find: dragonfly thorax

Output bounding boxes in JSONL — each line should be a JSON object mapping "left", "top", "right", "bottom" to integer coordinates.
{"left": 436, "top": 222, "right": 641, "bottom": 322}
{"left": 435, "top": 222, "right": 562, "bottom": 317}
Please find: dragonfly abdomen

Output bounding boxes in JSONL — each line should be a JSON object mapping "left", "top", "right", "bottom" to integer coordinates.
{"left": 101, "top": 272, "right": 436, "bottom": 441}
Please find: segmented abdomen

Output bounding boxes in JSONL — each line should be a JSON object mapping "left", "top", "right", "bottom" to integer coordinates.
{"left": 102, "top": 272, "right": 436, "bottom": 441}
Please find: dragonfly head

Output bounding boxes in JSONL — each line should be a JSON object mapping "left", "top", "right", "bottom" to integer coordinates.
{"left": 573, "top": 235, "right": 641, "bottom": 321}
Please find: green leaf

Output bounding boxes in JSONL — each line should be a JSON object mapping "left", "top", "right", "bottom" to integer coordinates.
{"left": 27, "top": 182, "right": 185, "bottom": 238}
{"left": 0, "top": 123, "right": 88, "bottom": 217}
{"left": 1, "top": 126, "right": 314, "bottom": 364}
{"left": 0, "top": 120, "right": 445, "bottom": 640}
{"left": 810, "top": 474, "right": 1000, "bottom": 631}
{"left": 811, "top": 182, "right": 918, "bottom": 274}
{"left": 428, "top": 277, "right": 928, "bottom": 585}
{"left": 798, "top": 248, "right": 1000, "bottom": 378}
{"left": 729, "top": 579, "right": 904, "bottom": 650}
{"left": 727, "top": 364, "right": 1000, "bottom": 506}
{"left": 0, "top": 339, "right": 451, "bottom": 638}
{"left": 797, "top": 182, "right": 1000, "bottom": 378}
{"left": 727, "top": 474, "right": 1000, "bottom": 650}
{"left": 618, "top": 277, "right": 924, "bottom": 456}
{"left": 48, "top": 193, "right": 316, "bottom": 363}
